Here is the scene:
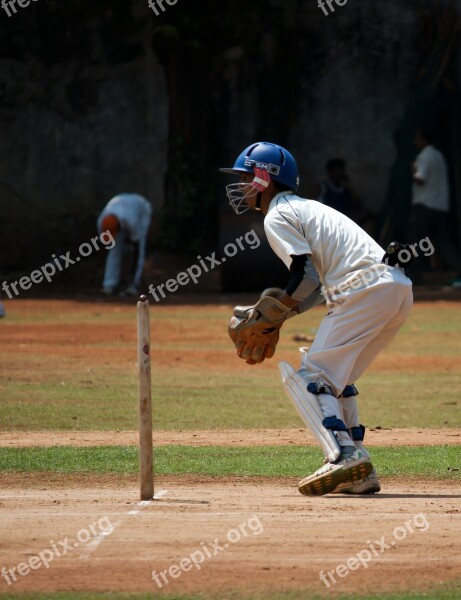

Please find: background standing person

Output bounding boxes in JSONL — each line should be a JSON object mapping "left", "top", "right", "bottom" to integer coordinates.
{"left": 310, "top": 158, "right": 369, "bottom": 225}
{"left": 97, "top": 193, "right": 152, "bottom": 296}
{"left": 408, "top": 128, "right": 461, "bottom": 287}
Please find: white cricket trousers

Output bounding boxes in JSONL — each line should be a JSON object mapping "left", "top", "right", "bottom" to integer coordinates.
{"left": 300, "top": 267, "right": 413, "bottom": 397}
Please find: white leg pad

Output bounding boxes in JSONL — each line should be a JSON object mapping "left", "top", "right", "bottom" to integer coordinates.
{"left": 279, "top": 361, "right": 341, "bottom": 463}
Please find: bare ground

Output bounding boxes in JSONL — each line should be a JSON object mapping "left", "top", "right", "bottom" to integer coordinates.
{"left": 1, "top": 300, "right": 460, "bottom": 597}
{"left": 1, "top": 428, "right": 460, "bottom": 448}
{"left": 0, "top": 475, "right": 460, "bottom": 597}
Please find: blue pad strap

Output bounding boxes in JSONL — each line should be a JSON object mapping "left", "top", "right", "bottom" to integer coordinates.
{"left": 307, "top": 380, "right": 334, "bottom": 396}
{"left": 323, "top": 416, "right": 348, "bottom": 432}
{"left": 340, "top": 384, "right": 359, "bottom": 398}
{"left": 350, "top": 425, "right": 365, "bottom": 441}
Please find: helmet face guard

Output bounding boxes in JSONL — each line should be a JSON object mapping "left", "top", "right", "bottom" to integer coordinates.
{"left": 225, "top": 167, "right": 272, "bottom": 214}
{"left": 225, "top": 182, "right": 258, "bottom": 214}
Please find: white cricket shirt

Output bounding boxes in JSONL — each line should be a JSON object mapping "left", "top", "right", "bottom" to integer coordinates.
{"left": 264, "top": 192, "right": 385, "bottom": 289}
{"left": 412, "top": 145, "right": 449, "bottom": 212}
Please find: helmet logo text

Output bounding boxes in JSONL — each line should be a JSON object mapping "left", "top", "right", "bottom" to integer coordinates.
{"left": 244, "top": 159, "right": 281, "bottom": 176}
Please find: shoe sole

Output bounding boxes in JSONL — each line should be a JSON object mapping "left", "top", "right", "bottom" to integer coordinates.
{"left": 332, "top": 482, "right": 381, "bottom": 495}
{"left": 298, "top": 459, "right": 373, "bottom": 496}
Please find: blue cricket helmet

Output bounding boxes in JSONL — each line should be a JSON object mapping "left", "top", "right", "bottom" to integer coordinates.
{"left": 220, "top": 142, "right": 300, "bottom": 191}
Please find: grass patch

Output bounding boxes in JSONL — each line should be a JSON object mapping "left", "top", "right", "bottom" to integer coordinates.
{"left": 0, "top": 445, "right": 459, "bottom": 479}
{"left": 1, "top": 301, "right": 461, "bottom": 430}
{"left": 1, "top": 369, "right": 460, "bottom": 430}
{"left": 1, "top": 584, "right": 461, "bottom": 599}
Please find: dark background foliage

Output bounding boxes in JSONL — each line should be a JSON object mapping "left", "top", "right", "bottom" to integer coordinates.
{"left": 0, "top": 0, "right": 460, "bottom": 289}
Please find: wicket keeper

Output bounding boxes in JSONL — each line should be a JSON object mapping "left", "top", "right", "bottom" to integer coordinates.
{"left": 221, "top": 142, "right": 413, "bottom": 496}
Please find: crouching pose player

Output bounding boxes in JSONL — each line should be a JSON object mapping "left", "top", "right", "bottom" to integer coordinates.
{"left": 220, "top": 142, "right": 413, "bottom": 496}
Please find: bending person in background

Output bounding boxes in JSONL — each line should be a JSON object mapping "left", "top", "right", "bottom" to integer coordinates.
{"left": 97, "top": 193, "right": 152, "bottom": 296}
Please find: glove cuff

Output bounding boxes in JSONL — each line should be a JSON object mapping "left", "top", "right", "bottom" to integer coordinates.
{"left": 253, "top": 296, "right": 292, "bottom": 324}
{"left": 233, "top": 305, "right": 253, "bottom": 319}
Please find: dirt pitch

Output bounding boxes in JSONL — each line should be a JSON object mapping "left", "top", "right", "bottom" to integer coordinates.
{"left": 1, "top": 474, "right": 460, "bottom": 597}
{"left": 1, "top": 298, "right": 461, "bottom": 597}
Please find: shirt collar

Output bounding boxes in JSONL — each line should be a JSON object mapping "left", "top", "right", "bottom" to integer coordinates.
{"left": 268, "top": 190, "right": 295, "bottom": 212}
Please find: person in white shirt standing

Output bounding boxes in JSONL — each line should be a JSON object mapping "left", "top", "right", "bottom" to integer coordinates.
{"left": 409, "top": 129, "right": 461, "bottom": 287}
{"left": 221, "top": 142, "right": 413, "bottom": 496}
{"left": 97, "top": 193, "right": 152, "bottom": 296}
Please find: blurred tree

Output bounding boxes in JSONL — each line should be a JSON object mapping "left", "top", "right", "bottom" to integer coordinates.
{"left": 378, "top": 3, "right": 461, "bottom": 246}
{"left": 151, "top": 0, "right": 304, "bottom": 253}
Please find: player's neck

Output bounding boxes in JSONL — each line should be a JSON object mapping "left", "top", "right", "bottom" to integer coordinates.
{"left": 260, "top": 192, "right": 276, "bottom": 215}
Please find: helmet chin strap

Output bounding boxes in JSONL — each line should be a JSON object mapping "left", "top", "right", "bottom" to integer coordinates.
{"left": 255, "top": 192, "right": 262, "bottom": 211}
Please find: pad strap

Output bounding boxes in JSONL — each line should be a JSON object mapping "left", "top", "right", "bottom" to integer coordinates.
{"left": 279, "top": 361, "right": 341, "bottom": 463}
{"left": 340, "top": 384, "right": 359, "bottom": 398}
{"left": 307, "top": 380, "right": 335, "bottom": 396}
{"left": 323, "top": 416, "right": 349, "bottom": 432}
{"left": 350, "top": 424, "right": 365, "bottom": 441}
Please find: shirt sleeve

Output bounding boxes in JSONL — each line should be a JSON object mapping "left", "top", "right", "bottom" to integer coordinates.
{"left": 264, "top": 209, "right": 311, "bottom": 269}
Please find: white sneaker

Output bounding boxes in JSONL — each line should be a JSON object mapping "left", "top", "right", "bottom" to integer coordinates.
{"left": 331, "top": 468, "right": 381, "bottom": 494}
{"left": 298, "top": 450, "right": 373, "bottom": 496}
